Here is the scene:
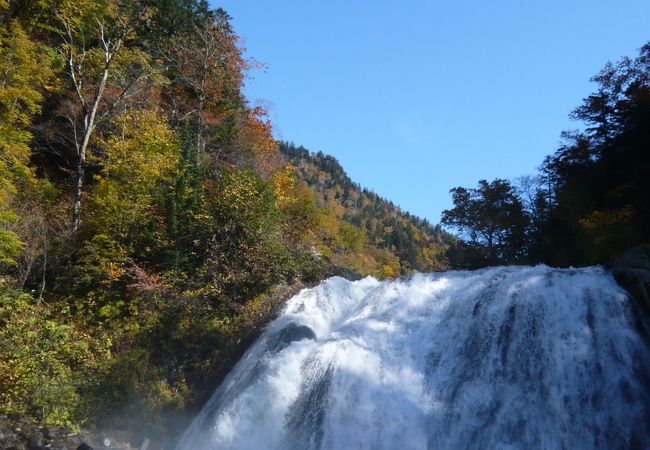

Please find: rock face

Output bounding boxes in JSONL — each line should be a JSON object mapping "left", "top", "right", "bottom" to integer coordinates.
{"left": 0, "top": 415, "right": 91, "bottom": 449}
{"left": 0, "top": 414, "right": 142, "bottom": 450}
{"left": 609, "top": 244, "right": 650, "bottom": 314}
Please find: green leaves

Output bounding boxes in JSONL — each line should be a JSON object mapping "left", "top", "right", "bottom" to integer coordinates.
{"left": 0, "top": 211, "right": 24, "bottom": 266}
{"left": 0, "top": 287, "right": 111, "bottom": 426}
{"left": 442, "top": 179, "right": 529, "bottom": 264}
{"left": 199, "top": 169, "right": 293, "bottom": 303}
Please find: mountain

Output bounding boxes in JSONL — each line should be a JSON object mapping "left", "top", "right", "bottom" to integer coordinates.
{"left": 280, "top": 141, "right": 453, "bottom": 276}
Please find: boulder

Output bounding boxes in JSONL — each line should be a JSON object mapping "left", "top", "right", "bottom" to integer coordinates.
{"left": 609, "top": 244, "right": 650, "bottom": 313}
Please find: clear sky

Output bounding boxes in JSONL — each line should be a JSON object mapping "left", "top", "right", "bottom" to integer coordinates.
{"left": 213, "top": 0, "right": 650, "bottom": 225}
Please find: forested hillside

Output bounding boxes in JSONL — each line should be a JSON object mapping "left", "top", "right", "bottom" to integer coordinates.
{"left": 442, "top": 43, "right": 650, "bottom": 269}
{"left": 280, "top": 142, "right": 452, "bottom": 276}
{"left": 0, "top": 0, "right": 449, "bottom": 440}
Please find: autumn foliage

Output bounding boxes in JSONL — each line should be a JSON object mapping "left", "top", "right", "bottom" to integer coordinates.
{"left": 0, "top": 0, "right": 448, "bottom": 437}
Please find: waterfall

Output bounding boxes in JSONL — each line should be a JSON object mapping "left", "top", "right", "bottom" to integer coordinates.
{"left": 176, "top": 266, "right": 650, "bottom": 449}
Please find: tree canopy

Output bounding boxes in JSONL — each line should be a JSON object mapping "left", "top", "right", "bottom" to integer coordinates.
{"left": 442, "top": 179, "right": 528, "bottom": 265}
{"left": 443, "top": 42, "right": 650, "bottom": 268}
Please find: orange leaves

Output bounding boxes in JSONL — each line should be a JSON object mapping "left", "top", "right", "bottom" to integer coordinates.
{"left": 168, "top": 16, "right": 247, "bottom": 111}
{"left": 105, "top": 261, "right": 126, "bottom": 280}
{"left": 232, "top": 106, "right": 283, "bottom": 177}
{"left": 579, "top": 207, "right": 634, "bottom": 233}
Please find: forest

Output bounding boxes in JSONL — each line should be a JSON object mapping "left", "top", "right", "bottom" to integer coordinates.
{"left": 0, "top": 0, "right": 449, "bottom": 439}
{"left": 1, "top": 0, "right": 649, "bottom": 445}
{"left": 442, "top": 43, "right": 650, "bottom": 269}
{"left": 279, "top": 141, "right": 453, "bottom": 276}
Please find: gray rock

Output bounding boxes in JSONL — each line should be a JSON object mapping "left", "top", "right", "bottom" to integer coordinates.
{"left": 609, "top": 244, "right": 650, "bottom": 313}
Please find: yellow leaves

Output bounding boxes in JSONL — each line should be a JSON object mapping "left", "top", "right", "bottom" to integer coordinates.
{"left": 272, "top": 165, "right": 298, "bottom": 206}
{"left": 0, "top": 20, "right": 55, "bottom": 266}
{"left": 381, "top": 264, "right": 400, "bottom": 279}
{"left": 0, "top": 288, "right": 113, "bottom": 425}
{"left": 89, "top": 111, "right": 179, "bottom": 237}
{"left": 0, "top": 20, "right": 53, "bottom": 155}
{"left": 579, "top": 207, "right": 634, "bottom": 234}
{"left": 0, "top": 225, "right": 25, "bottom": 266}
{"left": 109, "top": 47, "right": 169, "bottom": 89}
{"left": 218, "top": 172, "right": 260, "bottom": 213}
{"left": 417, "top": 245, "right": 448, "bottom": 272}
{"left": 212, "top": 170, "right": 279, "bottom": 232}
{"left": 107, "top": 111, "right": 178, "bottom": 170}
{"left": 579, "top": 206, "right": 636, "bottom": 263}
{"left": 316, "top": 209, "right": 367, "bottom": 255}
{"left": 54, "top": 0, "right": 110, "bottom": 29}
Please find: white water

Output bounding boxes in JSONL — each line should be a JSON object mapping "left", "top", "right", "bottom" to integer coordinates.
{"left": 176, "top": 266, "right": 650, "bottom": 449}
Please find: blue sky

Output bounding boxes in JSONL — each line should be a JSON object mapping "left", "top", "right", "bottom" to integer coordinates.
{"left": 213, "top": 0, "right": 650, "bottom": 225}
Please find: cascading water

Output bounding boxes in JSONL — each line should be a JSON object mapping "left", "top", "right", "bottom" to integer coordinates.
{"left": 176, "top": 266, "right": 650, "bottom": 449}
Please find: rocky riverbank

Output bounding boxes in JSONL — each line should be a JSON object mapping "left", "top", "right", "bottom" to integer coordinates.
{"left": 0, "top": 414, "right": 121, "bottom": 450}
{"left": 0, "top": 413, "right": 174, "bottom": 449}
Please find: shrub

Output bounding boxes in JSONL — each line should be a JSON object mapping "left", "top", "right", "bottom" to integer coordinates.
{"left": 0, "top": 286, "right": 111, "bottom": 427}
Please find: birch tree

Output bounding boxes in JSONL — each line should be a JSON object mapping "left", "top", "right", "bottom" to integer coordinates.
{"left": 55, "top": 0, "right": 160, "bottom": 233}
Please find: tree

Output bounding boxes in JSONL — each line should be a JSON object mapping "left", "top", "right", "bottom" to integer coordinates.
{"left": 163, "top": 9, "right": 248, "bottom": 167}
{"left": 0, "top": 18, "right": 54, "bottom": 266}
{"left": 442, "top": 179, "right": 529, "bottom": 263}
{"left": 531, "top": 43, "right": 650, "bottom": 265}
{"left": 88, "top": 111, "right": 179, "bottom": 244}
{"left": 135, "top": 0, "right": 212, "bottom": 47}
{"left": 54, "top": 0, "right": 161, "bottom": 233}
{"left": 199, "top": 169, "right": 292, "bottom": 304}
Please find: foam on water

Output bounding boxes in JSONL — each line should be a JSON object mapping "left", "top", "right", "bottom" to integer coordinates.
{"left": 176, "top": 266, "right": 650, "bottom": 449}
